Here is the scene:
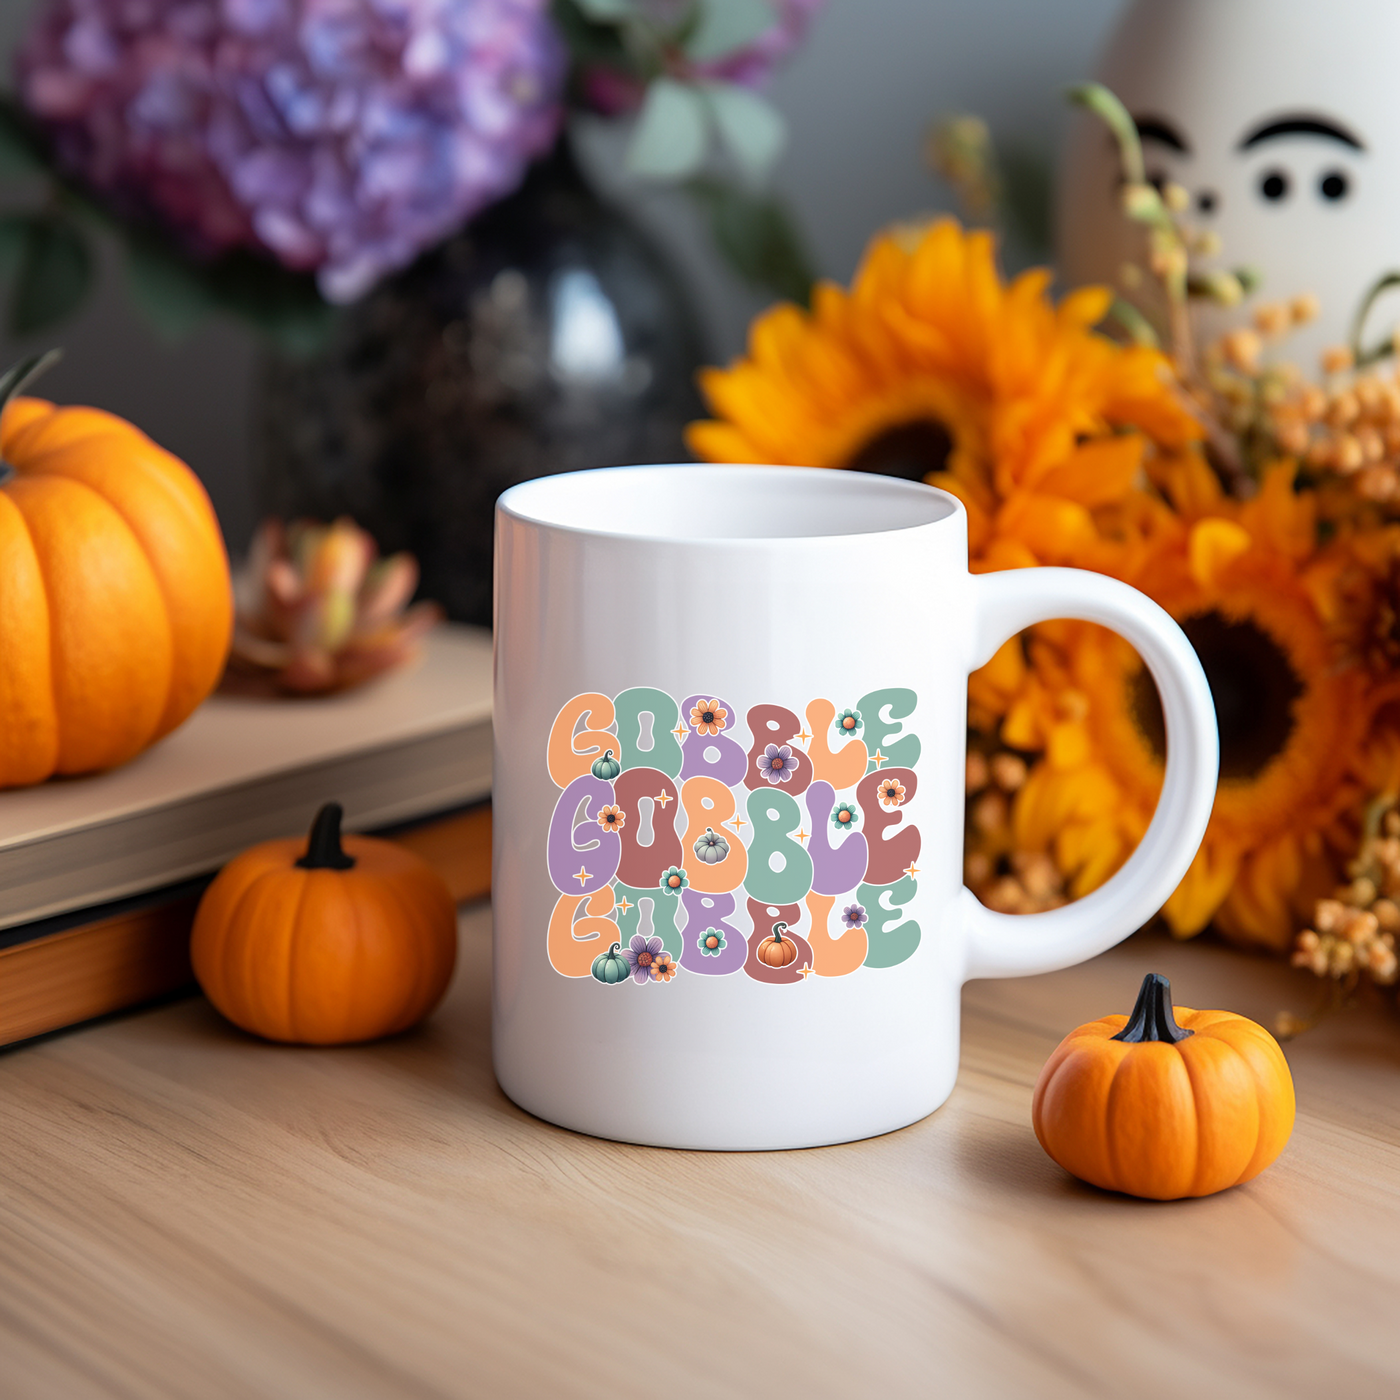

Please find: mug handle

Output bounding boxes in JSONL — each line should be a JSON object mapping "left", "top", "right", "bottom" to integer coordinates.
{"left": 960, "top": 567, "right": 1218, "bottom": 980}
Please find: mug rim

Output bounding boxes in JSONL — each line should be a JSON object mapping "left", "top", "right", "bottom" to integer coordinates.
{"left": 496, "top": 463, "right": 964, "bottom": 546}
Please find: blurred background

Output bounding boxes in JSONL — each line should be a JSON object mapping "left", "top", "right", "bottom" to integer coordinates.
{"left": 0, "top": 0, "right": 1123, "bottom": 556}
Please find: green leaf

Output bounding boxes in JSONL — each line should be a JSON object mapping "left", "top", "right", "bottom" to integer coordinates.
{"left": 200, "top": 250, "right": 338, "bottom": 357}
{"left": 626, "top": 78, "right": 709, "bottom": 180}
{"left": 688, "top": 177, "right": 815, "bottom": 305}
{"left": 685, "top": 0, "right": 776, "bottom": 62}
{"left": 0, "top": 96, "right": 49, "bottom": 178}
{"left": 571, "top": 0, "right": 633, "bottom": 18}
{"left": 124, "top": 231, "right": 215, "bottom": 340}
{"left": 999, "top": 144, "right": 1053, "bottom": 257}
{"left": 7, "top": 214, "right": 94, "bottom": 336}
{"left": 703, "top": 82, "right": 785, "bottom": 178}
{"left": 0, "top": 213, "right": 29, "bottom": 282}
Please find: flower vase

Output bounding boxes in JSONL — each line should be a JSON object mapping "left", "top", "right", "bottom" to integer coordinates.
{"left": 256, "top": 139, "right": 704, "bottom": 626}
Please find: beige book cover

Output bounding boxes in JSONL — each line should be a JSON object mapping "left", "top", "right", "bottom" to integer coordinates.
{"left": 0, "top": 625, "right": 493, "bottom": 931}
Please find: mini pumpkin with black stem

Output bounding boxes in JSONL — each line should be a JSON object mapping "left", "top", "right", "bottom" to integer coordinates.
{"left": 1032, "top": 973, "right": 1295, "bottom": 1200}
{"left": 191, "top": 802, "right": 457, "bottom": 1044}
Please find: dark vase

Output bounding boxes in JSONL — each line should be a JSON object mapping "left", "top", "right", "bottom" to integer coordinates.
{"left": 256, "top": 137, "right": 705, "bottom": 626}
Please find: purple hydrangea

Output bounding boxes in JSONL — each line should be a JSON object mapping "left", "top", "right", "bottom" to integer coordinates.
{"left": 18, "top": 0, "right": 566, "bottom": 302}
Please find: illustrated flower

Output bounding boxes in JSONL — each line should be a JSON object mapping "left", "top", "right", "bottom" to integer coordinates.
{"left": 622, "top": 933, "right": 663, "bottom": 984}
{"left": 658, "top": 866, "right": 689, "bottom": 895}
{"left": 841, "top": 903, "right": 867, "bottom": 930}
{"left": 834, "top": 708, "right": 863, "bottom": 737}
{"left": 597, "top": 804, "right": 625, "bottom": 833}
{"left": 697, "top": 927, "right": 727, "bottom": 956}
{"left": 757, "top": 743, "right": 798, "bottom": 784}
{"left": 690, "top": 699, "right": 728, "bottom": 735}
{"left": 18, "top": 0, "right": 566, "bottom": 303}
{"left": 831, "top": 801, "right": 859, "bottom": 830}
{"left": 649, "top": 951, "right": 677, "bottom": 982}
{"left": 877, "top": 777, "right": 906, "bottom": 808}
{"left": 688, "top": 219, "right": 1199, "bottom": 574}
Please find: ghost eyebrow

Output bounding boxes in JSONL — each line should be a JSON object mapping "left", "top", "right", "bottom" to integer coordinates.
{"left": 1237, "top": 114, "right": 1365, "bottom": 151}
{"left": 1133, "top": 115, "right": 1190, "bottom": 153}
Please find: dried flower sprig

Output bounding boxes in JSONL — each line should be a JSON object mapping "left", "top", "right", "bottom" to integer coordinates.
{"left": 1282, "top": 801, "right": 1400, "bottom": 1035}
{"left": 227, "top": 518, "right": 441, "bottom": 695}
{"left": 1294, "top": 801, "right": 1400, "bottom": 985}
{"left": 964, "top": 747, "right": 1066, "bottom": 914}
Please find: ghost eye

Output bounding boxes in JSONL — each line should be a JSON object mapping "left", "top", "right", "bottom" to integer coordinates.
{"left": 1258, "top": 169, "right": 1290, "bottom": 202}
{"left": 1319, "top": 169, "right": 1350, "bottom": 201}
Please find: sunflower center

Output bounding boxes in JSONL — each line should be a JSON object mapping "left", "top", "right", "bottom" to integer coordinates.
{"left": 1130, "top": 611, "right": 1303, "bottom": 781}
{"left": 845, "top": 419, "right": 952, "bottom": 480}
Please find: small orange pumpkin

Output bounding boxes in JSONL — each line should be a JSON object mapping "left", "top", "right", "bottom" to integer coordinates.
{"left": 1032, "top": 973, "right": 1295, "bottom": 1200}
{"left": 757, "top": 921, "right": 799, "bottom": 968}
{"left": 0, "top": 352, "right": 233, "bottom": 787}
{"left": 191, "top": 802, "right": 457, "bottom": 1044}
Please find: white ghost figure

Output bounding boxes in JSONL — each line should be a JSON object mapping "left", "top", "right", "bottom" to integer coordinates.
{"left": 1058, "top": 0, "right": 1400, "bottom": 372}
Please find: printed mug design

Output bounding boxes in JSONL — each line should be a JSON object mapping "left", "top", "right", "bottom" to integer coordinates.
{"left": 544, "top": 689, "right": 922, "bottom": 985}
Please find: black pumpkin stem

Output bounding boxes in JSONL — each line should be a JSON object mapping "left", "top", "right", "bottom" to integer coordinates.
{"left": 296, "top": 802, "right": 357, "bottom": 870}
{"left": 1112, "top": 972, "right": 1194, "bottom": 1044}
{"left": 0, "top": 350, "right": 62, "bottom": 480}
{"left": 0, "top": 349, "right": 62, "bottom": 420}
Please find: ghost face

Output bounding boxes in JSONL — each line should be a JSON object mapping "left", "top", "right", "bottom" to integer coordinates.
{"left": 1058, "top": 0, "right": 1400, "bottom": 370}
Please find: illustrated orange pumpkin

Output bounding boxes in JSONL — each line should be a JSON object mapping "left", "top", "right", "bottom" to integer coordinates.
{"left": 191, "top": 802, "right": 458, "bottom": 1044}
{"left": 1032, "top": 973, "right": 1295, "bottom": 1200}
{"left": 0, "top": 351, "right": 233, "bottom": 787}
{"left": 757, "top": 921, "right": 799, "bottom": 968}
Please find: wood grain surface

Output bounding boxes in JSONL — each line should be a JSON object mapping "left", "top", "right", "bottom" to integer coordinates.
{"left": 2, "top": 907, "right": 1398, "bottom": 1399}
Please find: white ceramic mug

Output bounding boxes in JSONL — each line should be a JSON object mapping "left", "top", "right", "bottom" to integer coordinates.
{"left": 492, "top": 465, "right": 1217, "bottom": 1150}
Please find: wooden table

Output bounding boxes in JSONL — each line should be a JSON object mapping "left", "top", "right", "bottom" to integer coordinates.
{"left": 3, "top": 906, "right": 1398, "bottom": 1399}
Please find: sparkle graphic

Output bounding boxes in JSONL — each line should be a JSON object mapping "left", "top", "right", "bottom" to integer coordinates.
{"left": 616, "top": 896, "right": 634, "bottom": 915}
{"left": 799, "top": 963, "right": 815, "bottom": 979}
{"left": 572, "top": 865, "right": 592, "bottom": 888}
{"left": 795, "top": 827, "right": 809, "bottom": 845}
{"left": 672, "top": 723, "right": 688, "bottom": 740}
{"left": 725, "top": 812, "right": 748, "bottom": 832}
{"left": 795, "top": 729, "right": 812, "bottom": 746}
{"left": 870, "top": 749, "right": 889, "bottom": 769}
{"left": 654, "top": 788, "right": 673, "bottom": 808}
{"left": 903, "top": 863, "right": 921, "bottom": 879}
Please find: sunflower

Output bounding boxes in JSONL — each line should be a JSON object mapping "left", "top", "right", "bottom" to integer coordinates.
{"left": 976, "top": 458, "right": 1380, "bottom": 951}
{"left": 687, "top": 218, "right": 1199, "bottom": 568}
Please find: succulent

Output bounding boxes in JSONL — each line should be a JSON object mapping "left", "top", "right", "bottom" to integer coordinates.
{"left": 227, "top": 517, "right": 441, "bottom": 694}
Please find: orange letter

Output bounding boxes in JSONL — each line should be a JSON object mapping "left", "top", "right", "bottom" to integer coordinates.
{"left": 806, "top": 891, "right": 866, "bottom": 977}
{"left": 547, "top": 692, "right": 617, "bottom": 788}
{"left": 805, "top": 698, "right": 868, "bottom": 790}
{"left": 547, "top": 887, "right": 619, "bottom": 977}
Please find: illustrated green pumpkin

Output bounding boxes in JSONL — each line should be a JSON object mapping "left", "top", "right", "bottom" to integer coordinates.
{"left": 591, "top": 940, "right": 630, "bottom": 983}
{"left": 591, "top": 748, "right": 621, "bottom": 780}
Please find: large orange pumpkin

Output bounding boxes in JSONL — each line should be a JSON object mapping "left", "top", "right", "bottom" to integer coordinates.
{"left": 191, "top": 802, "right": 458, "bottom": 1044}
{"left": 0, "top": 352, "right": 232, "bottom": 787}
{"left": 1032, "top": 973, "right": 1295, "bottom": 1200}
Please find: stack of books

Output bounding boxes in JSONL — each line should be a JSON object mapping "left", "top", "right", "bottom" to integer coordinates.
{"left": 0, "top": 625, "right": 493, "bottom": 1047}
